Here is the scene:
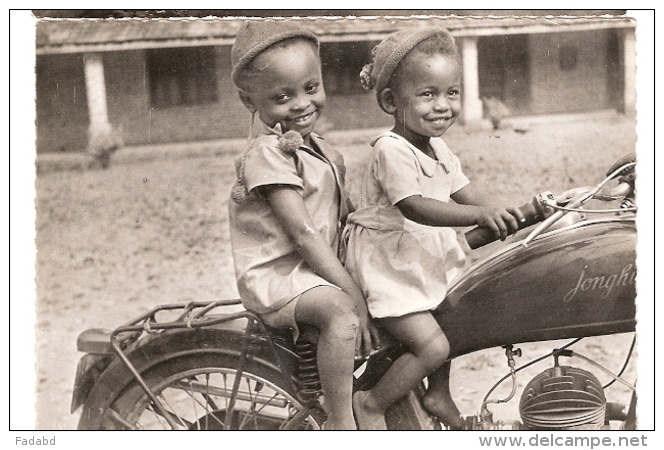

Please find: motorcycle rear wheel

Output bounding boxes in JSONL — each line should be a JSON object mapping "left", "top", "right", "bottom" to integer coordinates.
{"left": 97, "top": 353, "right": 323, "bottom": 430}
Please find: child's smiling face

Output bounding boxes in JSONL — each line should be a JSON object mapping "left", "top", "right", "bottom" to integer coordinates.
{"left": 386, "top": 53, "right": 461, "bottom": 148}
{"left": 240, "top": 40, "right": 325, "bottom": 143}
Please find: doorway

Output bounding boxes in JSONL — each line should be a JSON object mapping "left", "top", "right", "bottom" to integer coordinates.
{"left": 477, "top": 34, "right": 530, "bottom": 115}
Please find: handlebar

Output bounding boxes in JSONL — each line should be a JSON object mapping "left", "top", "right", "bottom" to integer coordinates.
{"left": 464, "top": 155, "right": 636, "bottom": 250}
{"left": 464, "top": 195, "right": 550, "bottom": 250}
{"left": 606, "top": 152, "right": 636, "bottom": 178}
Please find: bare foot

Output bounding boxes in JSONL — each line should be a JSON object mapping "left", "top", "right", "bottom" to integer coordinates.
{"left": 353, "top": 391, "right": 387, "bottom": 430}
{"left": 423, "top": 392, "right": 464, "bottom": 430}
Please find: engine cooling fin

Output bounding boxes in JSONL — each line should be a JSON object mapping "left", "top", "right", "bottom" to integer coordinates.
{"left": 519, "top": 366, "right": 606, "bottom": 430}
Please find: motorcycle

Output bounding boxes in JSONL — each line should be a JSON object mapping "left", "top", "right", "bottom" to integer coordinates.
{"left": 71, "top": 154, "right": 638, "bottom": 431}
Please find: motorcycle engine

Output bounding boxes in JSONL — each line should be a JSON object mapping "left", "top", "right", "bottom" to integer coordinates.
{"left": 519, "top": 365, "right": 606, "bottom": 430}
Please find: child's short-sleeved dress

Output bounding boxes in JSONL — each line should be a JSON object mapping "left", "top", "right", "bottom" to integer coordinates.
{"left": 344, "top": 132, "right": 470, "bottom": 319}
{"left": 228, "top": 124, "right": 349, "bottom": 316}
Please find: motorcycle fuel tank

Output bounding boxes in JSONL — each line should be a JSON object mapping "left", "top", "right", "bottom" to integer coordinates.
{"left": 436, "top": 217, "right": 637, "bottom": 359}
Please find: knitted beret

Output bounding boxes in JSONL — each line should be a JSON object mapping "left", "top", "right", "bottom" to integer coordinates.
{"left": 231, "top": 20, "right": 320, "bottom": 88}
{"left": 360, "top": 27, "right": 457, "bottom": 103}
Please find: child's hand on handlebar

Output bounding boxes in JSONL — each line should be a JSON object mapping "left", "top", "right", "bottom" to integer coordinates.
{"left": 475, "top": 206, "right": 526, "bottom": 241}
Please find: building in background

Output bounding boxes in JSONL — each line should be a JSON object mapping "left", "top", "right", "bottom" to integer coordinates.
{"left": 35, "top": 15, "right": 636, "bottom": 153}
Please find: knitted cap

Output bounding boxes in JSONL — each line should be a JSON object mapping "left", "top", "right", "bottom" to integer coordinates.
{"left": 231, "top": 20, "right": 320, "bottom": 88}
{"left": 360, "top": 27, "right": 457, "bottom": 102}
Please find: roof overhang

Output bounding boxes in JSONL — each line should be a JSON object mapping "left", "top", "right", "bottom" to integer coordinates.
{"left": 36, "top": 16, "right": 636, "bottom": 55}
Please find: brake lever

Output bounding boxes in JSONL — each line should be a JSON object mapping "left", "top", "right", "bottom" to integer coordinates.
{"left": 558, "top": 185, "right": 630, "bottom": 203}
{"left": 597, "top": 182, "right": 633, "bottom": 201}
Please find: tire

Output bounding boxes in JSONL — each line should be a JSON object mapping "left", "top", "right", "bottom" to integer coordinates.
{"left": 96, "top": 352, "right": 324, "bottom": 430}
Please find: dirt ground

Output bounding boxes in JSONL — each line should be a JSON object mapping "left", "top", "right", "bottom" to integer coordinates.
{"left": 30, "top": 112, "right": 642, "bottom": 430}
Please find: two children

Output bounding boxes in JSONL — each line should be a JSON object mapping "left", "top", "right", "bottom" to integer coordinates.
{"left": 228, "top": 21, "right": 522, "bottom": 430}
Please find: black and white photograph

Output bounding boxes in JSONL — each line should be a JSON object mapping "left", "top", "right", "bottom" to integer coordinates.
{"left": 9, "top": 7, "right": 655, "bottom": 442}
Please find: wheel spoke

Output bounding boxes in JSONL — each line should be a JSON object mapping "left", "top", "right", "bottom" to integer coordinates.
{"left": 169, "top": 383, "right": 226, "bottom": 429}
{"left": 238, "top": 377, "right": 257, "bottom": 430}
{"left": 188, "top": 379, "right": 200, "bottom": 429}
{"left": 223, "top": 373, "right": 229, "bottom": 413}
{"left": 155, "top": 392, "right": 193, "bottom": 429}
{"left": 106, "top": 362, "right": 320, "bottom": 430}
{"left": 203, "top": 373, "right": 219, "bottom": 410}
{"left": 105, "top": 407, "right": 140, "bottom": 430}
{"left": 170, "top": 379, "right": 288, "bottom": 406}
{"left": 142, "top": 403, "right": 168, "bottom": 429}
{"left": 201, "top": 373, "right": 215, "bottom": 429}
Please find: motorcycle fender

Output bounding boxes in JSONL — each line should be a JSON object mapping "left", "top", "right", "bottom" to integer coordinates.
{"left": 70, "top": 353, "right": 114, "bottom": 413}
{"left": 71, "top": 328, "right": 119, "bottom": 413}
{"left": 77, "top": 327, "right": 297, "bottom": 429}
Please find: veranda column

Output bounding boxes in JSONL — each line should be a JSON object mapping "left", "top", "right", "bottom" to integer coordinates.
{"left": 622, "top": 27, "right": 637, "bottom": 117}
{"left": 459, "top": 36, "right": 483, "bottom": 125}
{"left": 83, "top": 53, "right": 112, "bottom": 142}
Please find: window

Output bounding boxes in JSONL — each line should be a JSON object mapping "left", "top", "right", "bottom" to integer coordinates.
{"left": 147, "top": 47, "right": 218, "bottom": 108}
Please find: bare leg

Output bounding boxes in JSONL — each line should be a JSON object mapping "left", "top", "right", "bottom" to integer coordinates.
{"left": 423, "top": 361, "right": 464, "bottom": 429}
{"left": 354, "top": 312, "right": 449, "bottom": 430}
{"left": 295, "top": 286, "right": 359, "bottom": 430}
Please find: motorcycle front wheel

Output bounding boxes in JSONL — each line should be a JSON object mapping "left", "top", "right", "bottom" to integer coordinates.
{"left": 95, "top": 353, "right": 323, "bottom": 430}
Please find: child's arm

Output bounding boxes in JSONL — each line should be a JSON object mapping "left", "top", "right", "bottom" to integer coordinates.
{"left": 263, "top": 184, "right": 378, "bottom": 356}
{"left": 450, "top": 183, "right": 507, "bottom": 209}
{"left": 452, "top": 185, "right": 524, "bottom": 222}
{"left": 453, "top": 184, "right": 525, "bottom": 239}
{"left": 397, "top": 186, "right": 523, "bottom": 241}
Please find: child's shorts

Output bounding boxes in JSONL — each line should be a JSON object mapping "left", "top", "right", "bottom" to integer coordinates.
{"left": 260, "top": 294, "right": 302, "bottom": 342}
{"left": 258, "top": 285, "right": 342, "bottom": 343}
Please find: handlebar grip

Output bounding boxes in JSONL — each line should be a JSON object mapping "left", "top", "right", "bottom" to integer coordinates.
{"left": 464, "top": 197, "right": 546, "bottom": 250}
{"left": 606, "top": 152, "right": 636, "bottom": 178}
